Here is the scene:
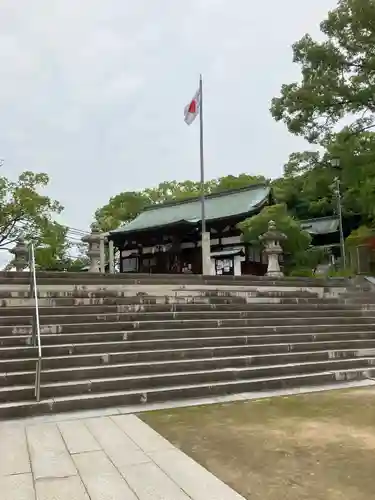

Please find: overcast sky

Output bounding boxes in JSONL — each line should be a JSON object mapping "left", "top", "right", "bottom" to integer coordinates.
{"left": 0, "top": 0, "right": 338, "bottom": 235}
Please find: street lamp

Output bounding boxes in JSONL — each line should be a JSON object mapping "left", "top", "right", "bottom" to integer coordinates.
{"left": 330, "top": 158, "right": 346, "bottom": 269}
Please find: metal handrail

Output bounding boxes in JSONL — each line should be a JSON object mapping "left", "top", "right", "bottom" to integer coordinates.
{"left": 29, "top": 243, "right": 42, "bottom": 402}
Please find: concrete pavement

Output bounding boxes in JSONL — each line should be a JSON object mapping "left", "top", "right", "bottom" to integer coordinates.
{"left": 4, "top": 380, "right": 372, "bottom": 499}
{"left": 0, "top": 411, "right": 245, "bottom": 500}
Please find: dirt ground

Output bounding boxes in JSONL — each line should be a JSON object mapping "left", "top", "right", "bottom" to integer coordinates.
{"left": 140, "top": 387, "right": 375, "bottom": 500}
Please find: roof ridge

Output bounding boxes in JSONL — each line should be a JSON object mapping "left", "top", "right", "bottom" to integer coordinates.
{"left": 142, "top": 182, "right": 270, "bottom": 212}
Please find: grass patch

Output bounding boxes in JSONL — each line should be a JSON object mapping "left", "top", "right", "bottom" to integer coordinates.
{"left": 140, "top": 388, "right": 375, "bottom": 499}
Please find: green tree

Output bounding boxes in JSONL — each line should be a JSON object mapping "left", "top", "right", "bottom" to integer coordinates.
{"left": 238, "top": 203, "right": 312, "bottom": 258}
{"left": 292, "top": 247, "right": 326, "bottom": 275}
{"left": 95, "top": 191, "right": 149, "bottom": 232}
{"left": 0, "top": 171, "right": 63, "bottom": 248}
{"left": 274, "top": 129, "right": 375, "bottom": 222}
{"left": 63, "top": 257, "right": 89, "bottom": 272}
{"left": 272, "top": 151, "right": 338, "bottom": 220}
{"left": 269, "top": 0, "right": 375, "bottom": 225}
{"left": 270, "top": 0, "right": 375, "bottom": 144}
{"left": 272, "top": 176, "right": 309, "bottom": 219}
{"left": 64, "top": 243, "right": 91, "bottom": 271}
{"left": 35, "top": 234, "right": 93, "bottom": 272}
{"left": 211, "top": 174, "right": 268, "bottom": 193}
{"left": 143, "top": 180, "right": 203, "bottom": 204}
{"left": 34, "top": 222, "right": 71, "bottom": 270}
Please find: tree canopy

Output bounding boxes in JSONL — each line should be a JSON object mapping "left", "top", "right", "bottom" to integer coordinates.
{"left": 270, "top": 0, "right": 375, "bottom": 144}
{"left": 238, "top": 204, "right": 312, "bottom": 257}
{"left": 0, "top": 171, "right": 63, "bottom": 249}
{"left": 270, "top": 0, "right": 375, "bottom": 230}
{"left": 0, "top": 170, "right": 87, "bottom": 271}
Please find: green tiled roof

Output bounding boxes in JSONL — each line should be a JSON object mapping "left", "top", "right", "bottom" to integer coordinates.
{"left": 300, "top": 216, "right": 339, "bottom": 235}
{"left": 111, "top": 184, "right": 270, "bottom": 234}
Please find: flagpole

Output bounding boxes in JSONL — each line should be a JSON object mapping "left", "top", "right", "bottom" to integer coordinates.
{"left": 199, "top": 74, "right": 205, "bottom": 233}
{"left": 199, "top": 74, "right": 209, "bottom": 275}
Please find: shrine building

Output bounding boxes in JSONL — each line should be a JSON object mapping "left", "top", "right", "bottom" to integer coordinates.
{"left": 107, "top": 184, "right": 342, "bottom": 276}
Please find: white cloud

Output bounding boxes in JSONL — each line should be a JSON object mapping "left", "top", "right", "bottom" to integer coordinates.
{"left": 0, "top": 0, "right": 338, "bottom": 240}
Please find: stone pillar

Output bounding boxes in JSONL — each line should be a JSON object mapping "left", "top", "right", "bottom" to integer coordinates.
{"left": 108, "top": 240, "right": 115, "bottom": 273}
{"left": 82, "top": 225, "right": 101, "bottom": 273}
{"left": 99, "top": 234, "right": 106, "bottom": 274}
{"left": 201, "top": 231, "right": 212, "bottom": 276}
{"left": 9, "top": 237, "right": 28, "bottom": 271}
{"left": 259, "top": 220, "right": 286, "bottom": 278}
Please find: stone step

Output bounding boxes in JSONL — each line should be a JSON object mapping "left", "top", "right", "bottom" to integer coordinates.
{"left": 43, "top": 355, "right": 375, "bottom": 392}
{"left": 1, "top": 270, "right": 345, "bottom": 282}
{"left": 1, "top": 296, "right": 343, "bottom": 308}
{"left": 0, "top": 357, "right": 371, "bottom": 404}
{"left": 0, "top": 283, "right": 347, "bottom": 298}
{"left": 0, "top": 368, "right": 365, "bottom": 419}
{"left": 0, "top": 302, "right": 360, "bottom": 316}
{"left": 3, "top": 326, "right": 375, "bottom": 348}
{"left": 0, "top": 290, "right": 345, "bottom": 306}
{"left": 0, "top": 271, "right": 348, "bottom": 288}
{"left": 0, "top": 272, "right": 369, "bottom": 419}
{"left": 0, "top": 354, "right": 333, "bottom": 386}
{"left": 0, "top": 369, "right": 36, "bottom": 386}
{"left": 2, "top": 346, "right": 373, "bottom": 376}
{"left": 342, "top": 290, "right": 375, "bottom": 296}
{"left": 344, "top": 296, "right": 375, "bottom": 304}
{"left": 2, "top": 317, "right": 375, "bottom": 338}
{"left": 4, "top": 350, "right": 375, "bottom": 387}
{"left": 0, "top": 278, "right": 340, "bottom": 288}
{"left": 0, "top": 309, "right": 367, "bottom": 326}
{"left": 0, "top": 288, "right": 334, "bottom": 299}
{"left": 40, "top": 358, "right": 375, "bottom": 399}
{"left": 4, "top": 325, "right": 375, "bottom": 348}
{"left": 0, "top": 385, "right": 35, "bottom": 402}
{"left": 0, "top": 345, "right": 37, "bottom": 359}
{"left": 4, "top": 336, "right": 375, "bottom": 361}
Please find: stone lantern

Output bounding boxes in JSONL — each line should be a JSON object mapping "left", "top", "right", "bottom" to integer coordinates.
{"left": 9, "top": 237, "right": 29, "bottom": 271}
{"left": 259, "top": 220, "right": 287, "bottom": 278}
{"left": 82, "top": 224, "right": 101, "bottom": 273}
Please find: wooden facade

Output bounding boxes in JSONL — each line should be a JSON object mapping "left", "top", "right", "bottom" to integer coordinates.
{"left": 110, "top": 218, "right": 268, "bottom": 276}
{"left": 108, "top": 188, "right": 351, "bottom": 276}
{"left": 108, "top": 185, "right": 271, "bottom": 276}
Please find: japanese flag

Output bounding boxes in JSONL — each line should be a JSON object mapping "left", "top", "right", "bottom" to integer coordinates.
{"left": 184, "top": 89, "right": 200, "bottom": 125}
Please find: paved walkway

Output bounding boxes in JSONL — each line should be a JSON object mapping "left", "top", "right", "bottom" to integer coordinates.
{"left": 4, "top": 380, "right": 373, "bottom": 499}
{"left": 0, "top": 411, "right": 244, "bottom": 500}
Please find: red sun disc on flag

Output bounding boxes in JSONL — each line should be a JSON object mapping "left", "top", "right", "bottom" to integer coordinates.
{"left": 188, "top": 100, "right": 197, "bottom": 114}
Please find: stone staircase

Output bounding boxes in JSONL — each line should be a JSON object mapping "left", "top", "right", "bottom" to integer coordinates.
{"left": 1, "top": 272, "right": 375, "bottom": 419}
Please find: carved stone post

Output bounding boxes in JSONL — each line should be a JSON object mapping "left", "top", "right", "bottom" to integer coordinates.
{"left": 259, "top": 220, "right": 286, "bottom": 278}
{"left": 201, "top": 232, "right": 211, "bottom": 276}
{"left": 99, "top": 234, "right": 106, "bottom": 274}
{"left": 82, "top": 224, "right": 101, "bottom": 273}
{"left": 108, "top": 239, "right": 115, "bottom": 273}
{"left": 9, "top": 237, "right": 28, "bottom": 271}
